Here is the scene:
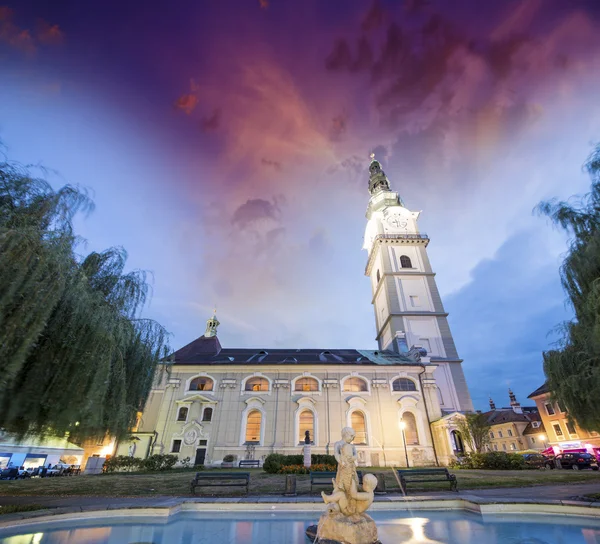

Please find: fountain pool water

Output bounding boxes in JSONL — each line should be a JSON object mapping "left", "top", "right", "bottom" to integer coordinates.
{"left": 1, "top": 509, "right": 600, "bottom": 544}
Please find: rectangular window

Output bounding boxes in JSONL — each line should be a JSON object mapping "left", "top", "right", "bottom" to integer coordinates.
{"left": 510, "top": 443, "right": 516, "bottom": 450}
{"left": 199, "top": 440, "right": 208, "bottom": 446}
{"left": 508, "top": 429, "right": 513, "bottom": 437}
{"left": 502, "top": 444, "right": 507, "bottom": 451}
{"left": 172, "top": 440, "right": 182, "bottom": 453}
{"left": 498, "top": 431, "right": 503, "bottom": 438}
{"left": 409, "top": 295, "right": 420, "bottom": 307}
{"left": 493, "top": 444, "right": 498, "bottom": 451}
{"left": 531, "top": 437, "right": 536, "bottom": 443}
{"left": 545, "top": 403, "right": 555, "bottom": 416}
{"left": 555, "top": 402, "right": 563, "bottom": 413}
{"left": 553, "top": 423, "right": 563, "bottom": 437}
{"left": 566, "top": 421, "right": 577, "bottom": 435}
{"left": 489, "top": 432, "right": 494, "bottom": 439}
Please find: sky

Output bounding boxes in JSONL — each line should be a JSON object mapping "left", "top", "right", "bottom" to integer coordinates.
{"left": 1, "top": 0, "right": 600, "bottom": 411}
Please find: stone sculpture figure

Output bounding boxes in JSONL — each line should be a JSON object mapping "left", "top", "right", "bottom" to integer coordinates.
{"left": 306, "top": 427, "right": 380, "bottom": 544}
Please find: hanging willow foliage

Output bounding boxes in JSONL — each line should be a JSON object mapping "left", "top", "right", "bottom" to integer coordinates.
{"left": 0, "top": 160, "right": 170, "bottom": 441}
{"left": 536, "top": 144, "right": 600, "bottom": 432}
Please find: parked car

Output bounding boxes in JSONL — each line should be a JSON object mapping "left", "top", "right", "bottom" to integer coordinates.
{"left": 520, "top": 453, "right": 548, "bottom": 469}
{"left": 544, "top": 453, "right": 599, "bottom": 470}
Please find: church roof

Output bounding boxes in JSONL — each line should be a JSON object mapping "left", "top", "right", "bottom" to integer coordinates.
{"left": 169, "top": 335, "right": 417, "bottom": 366}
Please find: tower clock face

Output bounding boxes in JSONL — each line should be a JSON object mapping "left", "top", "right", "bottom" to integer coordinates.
{"left": 386, "top": 215, "right": 407, "bottom": 228}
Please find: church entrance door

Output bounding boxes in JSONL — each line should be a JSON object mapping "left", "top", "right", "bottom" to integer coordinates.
{"left": 194, "top": 448, "right": 206, "bottom": 466}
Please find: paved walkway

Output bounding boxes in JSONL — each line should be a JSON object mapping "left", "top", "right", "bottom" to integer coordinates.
{"left": 0, "top": 482, "right": 599, "bottom": 510}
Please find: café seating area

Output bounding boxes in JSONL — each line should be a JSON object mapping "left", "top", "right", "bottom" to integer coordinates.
{"left": 0, "top": 464, "right": 82, "bottom": 479}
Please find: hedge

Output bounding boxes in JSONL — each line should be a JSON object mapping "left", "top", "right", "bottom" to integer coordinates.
{"left": 450, "top": 452, "right": 526, "bottom": 470}
{"left": 263, "top": 453, "right": 337, "bottom": 474}
{"left": 103, "top": 454, "right": 179, "bottom": 473}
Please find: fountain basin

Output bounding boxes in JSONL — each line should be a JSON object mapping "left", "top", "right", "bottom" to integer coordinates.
{"left": 0, "top": 501, "right": 599, "bottom": 543}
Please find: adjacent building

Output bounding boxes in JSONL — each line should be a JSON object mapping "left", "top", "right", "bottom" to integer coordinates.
{"left": 528, "top": 383, "right": 600, "bottom": 456}
{"left": 117, "top": 157, "right": 474, "bottom": 467}
{"left": 483, "top": 391, "right": 543, "bottom": 453}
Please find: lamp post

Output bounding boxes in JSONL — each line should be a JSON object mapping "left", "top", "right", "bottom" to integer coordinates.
{"left": 399, "top": 420, "right": 409, "bottom": 468}
{"left": 539, "top": 434, "right": 548, "bottom": 449}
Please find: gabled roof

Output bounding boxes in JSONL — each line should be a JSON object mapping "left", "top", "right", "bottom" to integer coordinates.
{"left": 483, "top": 409, "right": 534, "bottom": 425}
{"left": 528, "top": 383, "right": 549, "bottom": 398}
{"left": 168, "top": 335, "right": 418, "bottom": 366}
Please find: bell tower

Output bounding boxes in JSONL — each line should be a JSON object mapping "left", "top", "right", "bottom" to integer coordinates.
{"left": 363, "top": 155, "right": 473, "bottom": 412}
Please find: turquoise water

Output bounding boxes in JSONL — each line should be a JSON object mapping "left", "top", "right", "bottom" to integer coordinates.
{"left": 1, "top": 510, "right": 600, "bottom": 543}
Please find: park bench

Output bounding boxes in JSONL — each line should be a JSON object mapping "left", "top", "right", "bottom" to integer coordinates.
{"left": 190, "top": 472, "right": 250, "bottom": 495}
{"left": 397, "top": 468, "right": 458, "bottom": 494}
{"left": 239, "top": 460, "right": 260, "bottom": 468}
{"left": 310, "top": 470, "right": 363, "bottom": 493}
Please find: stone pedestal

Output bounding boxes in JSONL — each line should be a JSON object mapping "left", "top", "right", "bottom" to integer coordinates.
{"left": 306, "top": 512, "right": 380, "bottom": 544}
{"left": 303, "top": 444, "right": 311, "bottom": 468}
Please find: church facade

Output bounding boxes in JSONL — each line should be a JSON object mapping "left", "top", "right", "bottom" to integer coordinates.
{"left": 119, "top": 158, "right": 473, "bottom": 467}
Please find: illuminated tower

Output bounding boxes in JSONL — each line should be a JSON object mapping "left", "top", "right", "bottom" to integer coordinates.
{"left": 363, "top": 155, "right": 473, "bottom": 412}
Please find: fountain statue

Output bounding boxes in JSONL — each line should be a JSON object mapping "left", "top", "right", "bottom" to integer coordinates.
{"left": 306, "top": 427, "right": 380, "bottom": 544}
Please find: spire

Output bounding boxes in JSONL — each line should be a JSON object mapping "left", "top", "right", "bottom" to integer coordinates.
{"left": 489, "top": 397, "right": 496, "bottom": 411}
{"left": 204, "top": 308, "right": 220, "bottom": 338}
{"left": 509, "top": 388, "right": 522, "bottom": 413}
{"left": 368, "top": 152, "right": 391, "bottom": 195}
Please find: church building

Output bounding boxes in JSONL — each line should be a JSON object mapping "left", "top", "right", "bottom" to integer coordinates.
{"left": 119, "top": 157, "right": 473, "bottom": 467}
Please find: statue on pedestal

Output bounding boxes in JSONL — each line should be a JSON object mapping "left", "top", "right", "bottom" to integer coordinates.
{"left": 306, "top": 427, "right": 380, "bottom": 544}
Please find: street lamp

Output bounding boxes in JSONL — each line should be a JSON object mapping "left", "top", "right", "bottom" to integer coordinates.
{"left": 399, "top": 420, "right": 409, "bottom": 468}
{"left": 539, "top": 434, "right": 547, "bottom": 449}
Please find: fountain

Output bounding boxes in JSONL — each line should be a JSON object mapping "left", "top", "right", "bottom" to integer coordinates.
{"left": 306, "top": 427, "right": 381, "bottom": 544}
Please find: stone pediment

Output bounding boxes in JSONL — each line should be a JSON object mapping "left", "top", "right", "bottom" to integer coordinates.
{"left": 177, "top": 394, "right": 217, "bottom": 404}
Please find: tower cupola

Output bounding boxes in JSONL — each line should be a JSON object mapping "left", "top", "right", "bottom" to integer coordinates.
{"left": 204, "top": 310, "right": 220, "bottom": 338}
{"left": 368, "top": 154, "right": 391, "bottom": 195}
{"left": 489, "top": 397, "right": 496, "bottom": 411}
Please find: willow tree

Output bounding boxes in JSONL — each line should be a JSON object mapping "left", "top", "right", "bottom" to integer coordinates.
{"left": 537, "top": 144, "right": 600, "bottom": 432}
{"left": 0, "top": 159, "right": 170, "bottom": 441}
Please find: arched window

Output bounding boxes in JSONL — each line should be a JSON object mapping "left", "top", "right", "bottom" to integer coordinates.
{"left": 392, "top": 378, "right": 417, "bottom": 392}
{"left": 402, "top": 412, "right": 419, "bottom": 445}
{"left": 176, "top": 407, "right": 188, "bottom": 421}
{"left": 189, "top": 377, "right": 214, "bottom": 391}
{"left": 245, "top": 377, "right": 270, "bottom": 392}
{"left": 245, "top": 410, "right": 262, "bottom": 443}
{"left": 400, "top": 255, "right": 412, "bottom": 268}
{"left": 343, "top": 377, "right": 368, "bottom": 392}
{"left": 295, "top": 377, "right": 319, "bottom": 392}
{"left": 202, "top": 407, "right": 213, "bottom": 422}
{"left": 376, "top": 270, "right": 381, "bottom": 284}
{"left": 351, "top": 411, "right": 367, "bottom": 445}
{"left": 298, "top": 410, "right": 315, "bottom": 444}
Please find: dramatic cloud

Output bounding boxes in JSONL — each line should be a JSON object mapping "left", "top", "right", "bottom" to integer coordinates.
{"left": 0, "top": 7, "right": 63, "bottom": 54}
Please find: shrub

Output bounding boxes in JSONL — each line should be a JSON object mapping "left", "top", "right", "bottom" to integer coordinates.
{"left": 263, "top": 453, "right": 338, "bottom": 473}
{"left": 309, "top": 463, "right": 337, "bottom": 472}
{"left": 263, "top": 453, "right": 286, "bottom": 474}
{"left": 311, "top": 454, "right": 337, "bottom": 466}
{"left": 223, "top": 454, "right": 235, "bottom": 463}
{"left": 279, "top": 465, "right": 309, "bottom": 474}
{"left": 141, "top": 454, "right": 178, "bottom": 471}
{"left": 451, "top": 452, "right": 525, "bottom": 470}
{"left": 103, "top": 455, "right": 142, "bottom": 473}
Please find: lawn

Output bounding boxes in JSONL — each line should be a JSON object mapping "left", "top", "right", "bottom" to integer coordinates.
{"left": 0, "top": 468, "right": 599, "bottom": 497}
